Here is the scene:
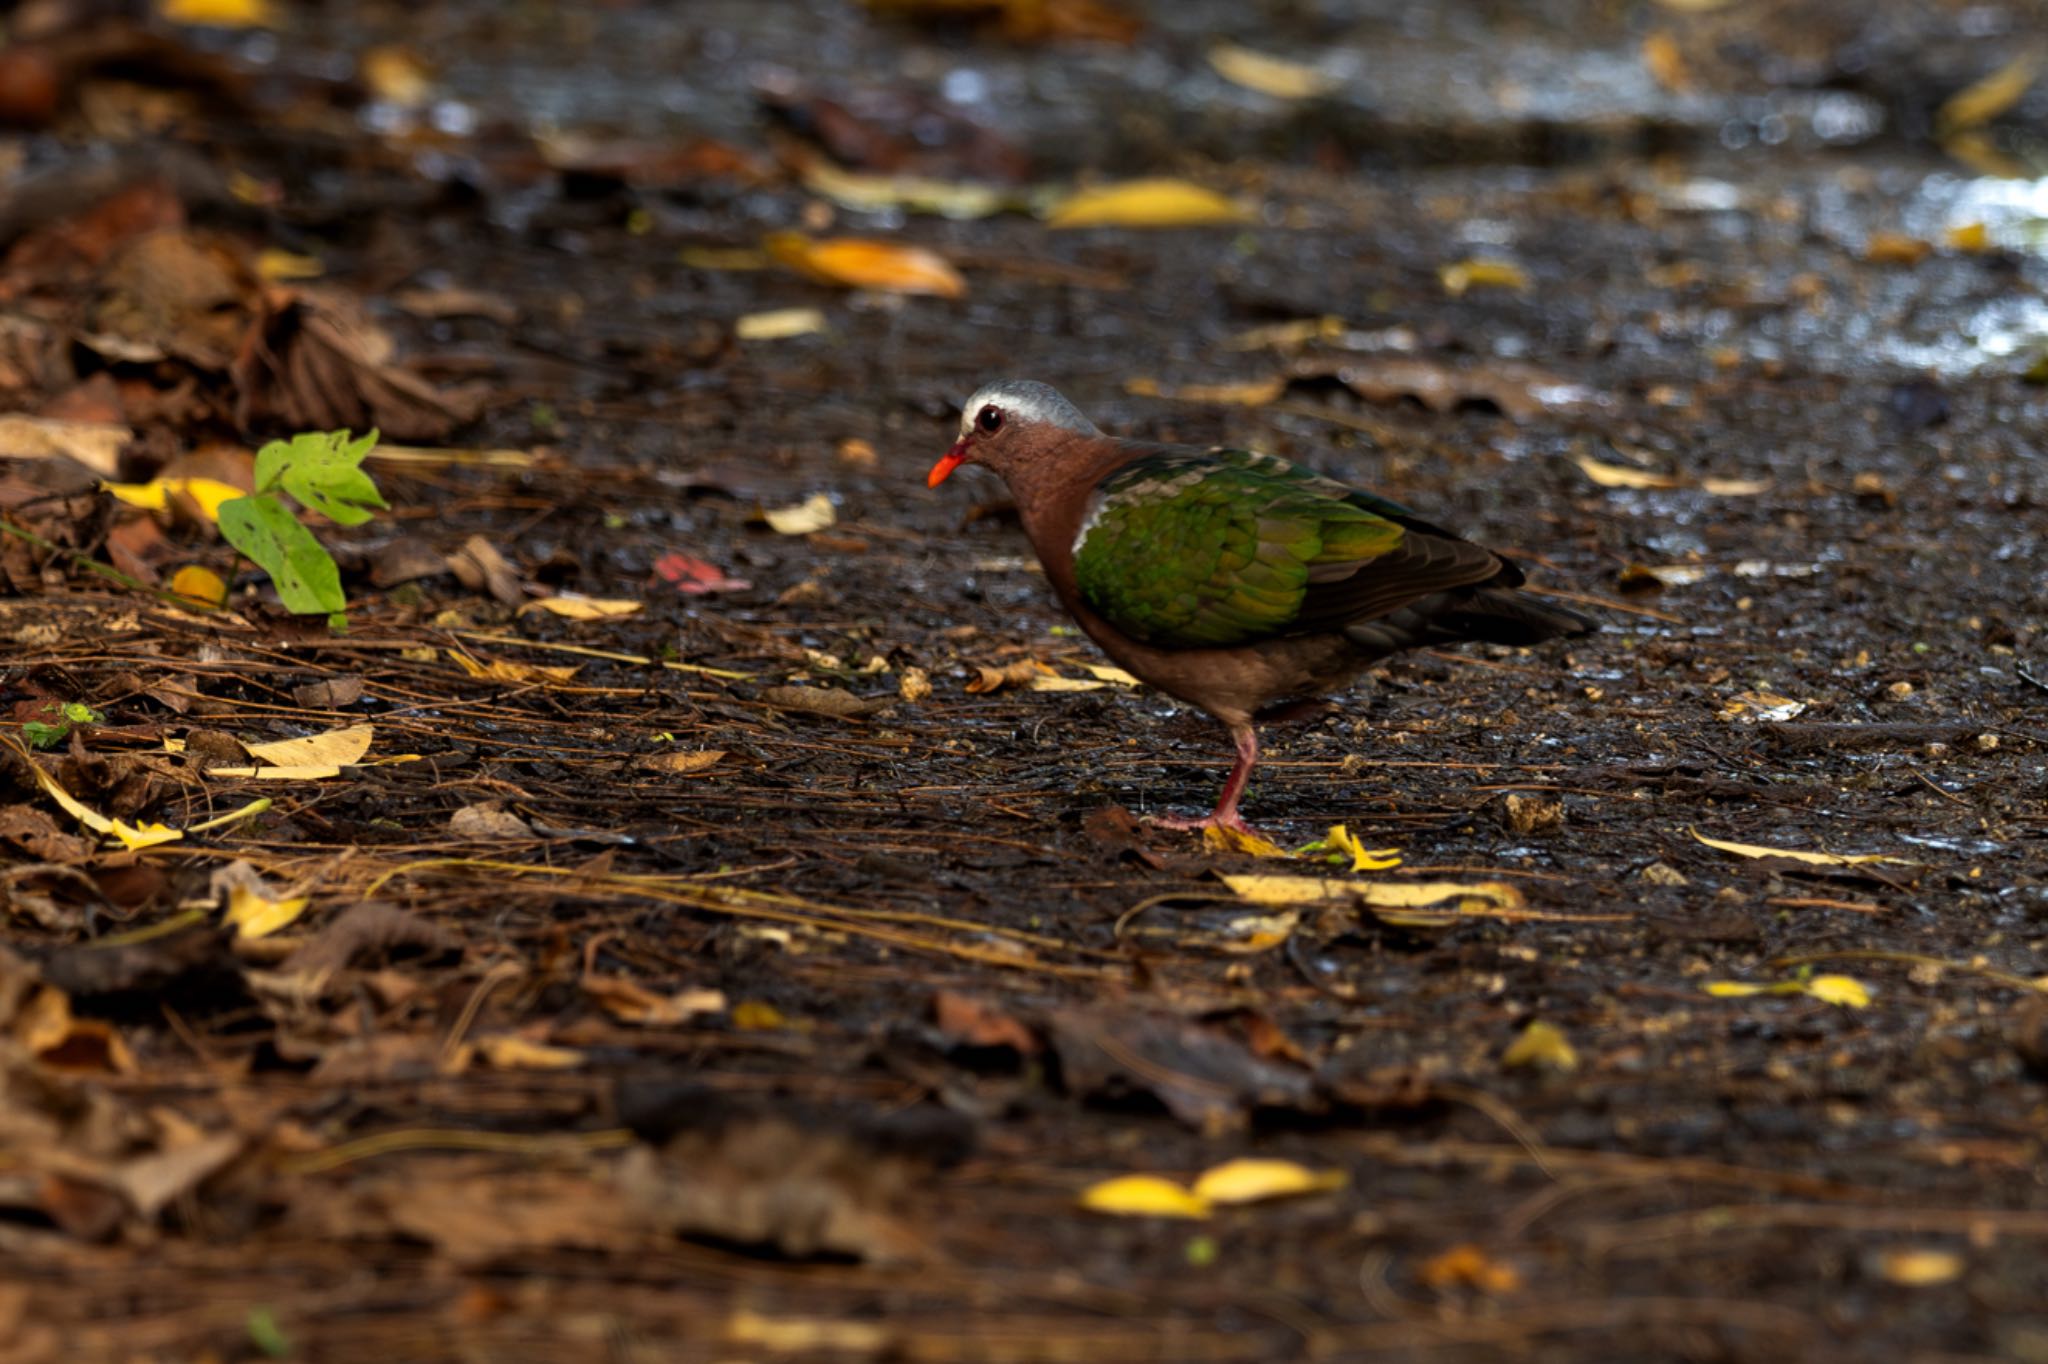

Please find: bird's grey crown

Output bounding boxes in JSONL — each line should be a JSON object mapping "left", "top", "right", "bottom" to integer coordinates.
{"left": 960, "top": 379, "right": 1101, "bottom": 437}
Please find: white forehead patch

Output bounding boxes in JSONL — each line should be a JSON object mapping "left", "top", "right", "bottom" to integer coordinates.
{"left": 959, "top": 379, "right": 1101, "bottom": 437}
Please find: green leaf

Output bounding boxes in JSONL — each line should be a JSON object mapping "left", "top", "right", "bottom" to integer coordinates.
{"left": 253, "top": 429, "right": 388, "bottom": 526}
{"left": 22, "top": 721, "right": 69, "bottom": 749}
{"left": 219, "top": 493, "right": 345, "bottom": 615}
{"left": 59, "top": 702, "right": 103, "bottom": 725}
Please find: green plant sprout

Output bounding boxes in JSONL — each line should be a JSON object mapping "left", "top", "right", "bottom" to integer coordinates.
{"left": 217, "top": 429, "right": 389, "bottom": 628}
{"left": 23, "top": 701, "right": 104, "bottom": 749}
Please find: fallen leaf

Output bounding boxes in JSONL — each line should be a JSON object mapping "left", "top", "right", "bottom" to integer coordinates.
{"left": 104, "top": 476, "right": 247, "bottom": 522}
{"left": 1641, "top": 31, "right": 1690, "bottom": 91}
{"left": 640, "top": 749, "right": 727, "bottom": 775}
{"left": 582, "top": 975, "right": 726, "bottom": 1026}
{"left": 243, "top": 724, "right": 374, "bottom": 768}
{"left": 1946, "top": 221, "right": 1991, "bottom": 253}
{"left": 897, "top": 667, "right": 933, "bottom": 702}
{"left": 1419, "top": 1244, "right": 1522, "bottom": 1294}
{"left": 1878, "top": 1248, "right": 1965, "bottom": 1287}
{"left": 762, "top": 492, "right": 837, "bottom": 535}
{"left": 1937, "top": 53, "right": 2039, "bottom": 136}
{"left": 446, "top": 534, "right": 523, "bottom": 604}
{"left": 292, "top": 675, "right": 365, "bottom": 708}
{"left": 1202, "top": 824, "right": 1290, "bottom": 858}
{"left": 966, "top": 659, "right": 1055, "bottom": 693}
{"left": 652, "top": 551, "right": 752, "bottom": 595}
{"left": 0, "top": 415, "right": 130, "bottom": 476}
{"left": 1191, "top": 1158, "right": 1346, "bottom": 1205}
{"left": 734, "top": 308, "right": 826, "bottom": 341}
{"left": 157, "top": 0, "right": 276, "bottom": 24}
{"left": 1574, "top": 455, "right": 1682, "bottom": 490}
{"left": 1078, "top": 1175, "right": 1211, "bottom": 1219}
{"left": 724, "top": 1312, "right": 892, "bottom": 1354}
{"left": 447, "top": 802, "right": 532, "bottom": 839}
{"left": 1502, "top": 1020, "right": 1579, "bottom": 1073}
{"left": 1701, "top": 475, "right": 1770, "bottom": 496}
{"left": 169, "top": 564, "right": 227, "bottom": 606}
{"left": 932, "top": 990, "right": 1041, "bottom": 1053}
{"left": 1440, "top": 258, "right": 1530, "bottom": 296}
{"left": 765, "top": 232, "right": 965, "bottom": 297}
{"left": 449, "top": 651, "right": 580, "bottom": 686}
{"left": 223, "top": 879, "right": 309, "bottom": 939}
{"left": 1207, "top": 43, "right": 1340, "bottom": 99}
{"left": 1689, "top": 827, "right": 1903, "bottom": 867}
{"left": 1865, "top": 232, "right": 1932, "bottom": 267}
{"left": 1048, "top": 1006, "right": 1319, "bottom": 1132}
{"left": 1125, "top": 375, "right": 1288, "bottom": 406}
{"left": 1223, "top": 875, "right": 1525, "bottom": 913}
{"left": 2, "top": 735, "right": 181, "bottom": 849}
{"left": 797, "top": 162, "right": 1019, "bottom": 219}
{"left": 1295, "top": 355, "right": 1593, "bottom": 419}
{"left": 1319, "top": 824, "right": 1403, "bottom": 872}
{"left": 520, "top": 596, "right": 643, "bottom": 620}
{"left": 360, "top": 45, "right": 434, "bottom": 107}
{"left": 17, "top": 988, "right": 137, "bottom": 1074}
{"left": 1717, "top": 690, "right": 1806, "bottom": 723}
{"left": 1705, "top": 974, "right": 1873, "bottom": 1008}
{"left": 760, "top": 685, "right": 889, "bottom": 718}
{"left": 256, "top": 249, "right": 323, "bottom": 282}
{"left": 471, "top": 1034, "right": 584, "bottom": 1070}
{"left": 1045, "top": 178, "right": 1251, "bottom": 229}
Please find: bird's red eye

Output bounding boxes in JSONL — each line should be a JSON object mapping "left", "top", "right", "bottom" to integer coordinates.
{"left": 976, "top": 405, "right": 1003, "bottom": 434}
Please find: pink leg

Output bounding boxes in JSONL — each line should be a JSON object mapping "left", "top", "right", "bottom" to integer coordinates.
{"left": 1147, "top": 725, "right": 1260, "bottom": 833}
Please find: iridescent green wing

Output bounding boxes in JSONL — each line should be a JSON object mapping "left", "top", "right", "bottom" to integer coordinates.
{"left": 1073, "top": 450, "right": 1446, "bottom": 648}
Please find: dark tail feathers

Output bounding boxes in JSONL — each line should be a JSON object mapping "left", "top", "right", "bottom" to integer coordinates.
{"left": 1435, "top": 588, "right": 1598, "bottom": 646}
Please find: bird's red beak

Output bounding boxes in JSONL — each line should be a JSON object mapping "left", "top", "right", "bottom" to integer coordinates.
{"left": 927, "top": 437, "right": 969, "bottom": 488}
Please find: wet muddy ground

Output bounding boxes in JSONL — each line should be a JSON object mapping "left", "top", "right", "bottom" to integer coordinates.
{"left": 3, "top": 2, "right": 2048, "bottom": 1360}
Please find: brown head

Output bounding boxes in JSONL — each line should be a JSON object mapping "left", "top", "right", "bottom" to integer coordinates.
{"left": 926, "top": 380, "right": 1103, "bottom": 490}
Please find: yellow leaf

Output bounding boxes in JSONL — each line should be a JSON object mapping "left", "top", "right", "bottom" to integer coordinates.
{"left": 244, "top": 724, "right": 375, "bottom": 768}
{"left": 765, "top": 232, "right": 966, "bottom": 297}
{"left": 1207, "top": 43, "right": 1340, "bottom": 99}
{"left": 1864, "top": 232, "right": 1931, "bottom": 267}
{"left": 1937, "top": 53, "right": 2040, "bottom": 136}
{"left": 360, "top": 46, "right": 434, "bottom": 107}
{"left": 1202, "top": 825, "right": 1290, "bottom": 858}
{"left": 1641, "top": 31, "right": 1690, "bottom": 92}
{"left": 4, "top": 734, "right": 184, "bottom": 849}
{"left": 1704, "top": 981, "right": 1773, "bottom": 998}
{"left": 1946, "top": 221, "right": 1991, "bottom": 253}
{"left": 1191, "top": 1158, "right": 1346, "bottom": 1205}
{"left": 1418, "top": 1244, "right": 1522, "bottom": 1294}
{"left": 1806, "top": 974, "right": 1873, "bottom": 1008}
{"left": 1078, "top": 1175, "right": 1211, "bottom": 1219}
{"left": 1574, "top": 455, "right": 1681, "bottom": 490}
{"left": 1878, "top": 1248, "right": 1965, "bottom": 1287}
{"left": 1124, "top": 375, "right": 1288, "bottom": 406}
{"left": 763, "top": 493, "right": 837, "bottom": 535}
{"left": 473, "top": 1035, "right": 585, "bottom": 1071}
{"left": 1, "top": 415, "right": 128, "bottom": 477}
{"left": 583, "top": 976, "right": 726, "bottom": 1026}
{"left": 641, "top": 749, "right": 727, "bottom": 775}
{"left": 520, "top": 596, "right": 644, "bottom": 620}
{"left": 1440, "top": 258, "right": 1530, "bottom": 296}
{"left": 735, "top": 307, "right": 827, "bottom": 341}
{"left": 1026, "top": 674, "right": 1112, "bottom": 692}
{"left": 107, "top": 476, "right": 247, "bottom": 523}
{"left": 731, "top": 1001, "right": 788, "bottom": 1030}
{"left": 225, "top": 884, "right": 309, "bottom": 939}
{"left": 170, "top": 564, "right": 227, "bottom": 607}
{"left": 157, "top": 0, "right": 275, "bottom": 26}
{"left": 1082, "top": 664, "right": 1141, "bottom": 686}
{"left": 1045, "top": 179, "right": 1251, "bottom": 229}
{"left": 1502, "top": 1020, "right": 1579, "bottom": 1072}
{"left": 798, "top": 162, "right": 1017, "bottom": 219}
{"left": 449, "top": 652, "right": 580, "bottom": 684}
{"left": 1223, "top": 874, "right": 1525, "bottom": 912}
{"left": 257, "top": 249, "right": 324, "bottom": 281}
{"left": 1701, "top": 475, "right": 1769, "bottom": 496}
{"left": 1324, "top": 824, "right": 1403, "bottom": 872}
{"left": 1689, "top": 827, "right": 1902, "bottom": 867}
{"left": 205, "top": 765, "right": 342, "bottom": 781}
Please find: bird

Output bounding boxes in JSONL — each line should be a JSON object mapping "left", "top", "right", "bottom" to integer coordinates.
{"left": 927, "top": 379, "right": 1595, "bottom": 833}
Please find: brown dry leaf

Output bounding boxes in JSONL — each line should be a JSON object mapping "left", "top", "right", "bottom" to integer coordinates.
{"left": 932, "top": 990, "right": 1041, "bottom": 1054}
{"left": 231, "top": 293, "right": 484, "bottom": 444}
{"left": 1419, "top": 1244, "right": 1523, "bottom": 1295}
{"left": 1865, "top": 232, "right": 1932, "bottom": 267}
{"left": 1294, "top": 356, "right": 1592, "bottom": 419}
{"left": 471, "top": 1034, "right": 584, "bottom": 1071}
{"left": 391, "top": 285, "right": 519, "bottom": 324}
{"left": 292, "top": 675, "right": 365, "bottom": 708}
{"left": 519, "top": 595, "right": 643, "bottom": 620}
{"left": 582, "top": 975, "right": 726, "bottom": 1026}
{"left": 640, "top": 749, "right": 727, "bottom": 775}
{"left": 244, "top": 724, "right": 374, "bottom": 768}
{"left": 279, "top": 902, "right": 459, "bottom": 980}
{"left": 0, "top": 415, "right": 131, "bottom": 477}
{"left": 447, "top": 802, "right": 533, "bottom": 839}
{"left": 1641, "top": 31, "right": 1690, "bottom": 92}
{"left": 1045, "top": 178, "right": 1251, "bottom": 229}
{"left": 1206, "top": 43, "right": 1340, "bottom": 99}
{"left": 759, "top": 685, "right": 889, "bottom": 718}
{"left": 331, "top": 1171, "right": 649, "bottom": 1266}
{"left": 1047, "top": 1006, "right": 1319, "bottom": 1133}
{"left": 446, "top": 534, "right": 523, "bottom": 604}
{"left": 765, "top": 232, "right": 965, "bottom": 297}
{"left": 965, "top": 659, "right": 1055, "bottom": 694}
{"left": 16, "top": 986, "right": 136, "bottom": 1074}
{"left": 449, "top": 651, "right": 580, "bottom": 686}
{"left": 109, "top": 1131, "right": 244, "bottom": 1219}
